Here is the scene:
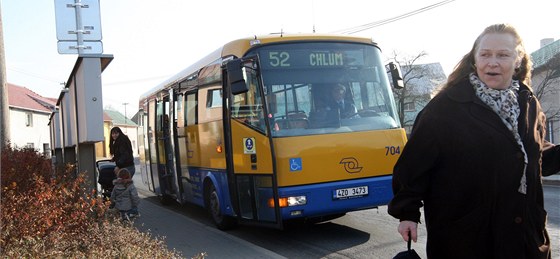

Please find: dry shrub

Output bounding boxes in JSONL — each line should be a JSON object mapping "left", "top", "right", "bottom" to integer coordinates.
{"left": 1, "top": 144, "right": 187, "bottom": 258}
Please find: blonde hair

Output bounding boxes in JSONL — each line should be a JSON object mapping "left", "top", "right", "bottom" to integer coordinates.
{"left": 445, "top": 24, "right": 532, "bottom": 89}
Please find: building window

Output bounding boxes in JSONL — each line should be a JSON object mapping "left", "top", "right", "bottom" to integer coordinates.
{"left": 26, "top": 143, "right": 34, "bottom": 149}
{"left": 43, "top": 143, "right": 51, "bottom": 157}
{"left": 26, "top": 112, "right": 33, "bottom": 127}
{"left": 404, "top": 102, "right": 416, "bottom": 112}
{"left": 547, "top": 120, "right": 555, "bottom": 143}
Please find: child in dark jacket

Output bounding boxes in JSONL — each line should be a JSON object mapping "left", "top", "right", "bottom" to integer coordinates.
{"left": 110, "top": 168, "right": 140, "bottom": 221}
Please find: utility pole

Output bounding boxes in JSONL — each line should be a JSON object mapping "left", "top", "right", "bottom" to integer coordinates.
{"left": 122, "top": 102, "right": 128, "bottom": 122}
{"left": 122, "top": 102, "right": 128, "bottom": 133}
{"left": 0, "top": 4, "right": 11, "bottom": 149}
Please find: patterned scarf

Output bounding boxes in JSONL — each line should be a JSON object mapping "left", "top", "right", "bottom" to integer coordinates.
{"left": 470, "top": 73, "right": 527, "bottom": 194}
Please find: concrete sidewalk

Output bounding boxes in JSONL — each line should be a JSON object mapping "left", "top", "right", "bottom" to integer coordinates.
{"left": 131, "top": 196, "right": 286, "bottom": 259}
{"left": 129, "top": 173, "right": 286, "bottom": 259}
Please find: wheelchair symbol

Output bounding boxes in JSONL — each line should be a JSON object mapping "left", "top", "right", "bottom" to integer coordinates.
{"left": 245, "top": 138, "right": 253, "bottom": 150}
{"left": 289, "top": 158, "right": 302, "bottom": 172}
{"left": 243, "top": 137, "right": 256, "bottom": 154}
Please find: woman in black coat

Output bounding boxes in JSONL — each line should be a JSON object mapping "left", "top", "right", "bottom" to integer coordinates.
{"left": 109, "top": 126, "right": 135, "bottom": 177}
{"left": 388, "top": 24, "right": 559, "bottom": 259}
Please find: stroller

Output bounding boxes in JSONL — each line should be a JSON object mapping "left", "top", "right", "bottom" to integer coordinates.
{"left": 96, "top": 159, "right": 117, "bottom": 199}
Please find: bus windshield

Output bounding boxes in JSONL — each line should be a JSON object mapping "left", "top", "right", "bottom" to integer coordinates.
{"left": 244, "top": 42, "right": 400, "bottom": 137}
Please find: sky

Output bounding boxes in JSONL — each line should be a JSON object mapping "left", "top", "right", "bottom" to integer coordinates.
{"left": 2, "top": 0, "right": 559, "bottom": 117}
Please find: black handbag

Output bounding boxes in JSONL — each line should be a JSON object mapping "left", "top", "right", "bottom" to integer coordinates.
{"left": 393, "top": 232, "right": 421, "bottom": 259}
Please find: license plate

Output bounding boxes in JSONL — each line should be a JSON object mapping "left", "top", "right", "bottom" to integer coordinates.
{"left": 333, "top": 186, "right": 368, "bottom": 199}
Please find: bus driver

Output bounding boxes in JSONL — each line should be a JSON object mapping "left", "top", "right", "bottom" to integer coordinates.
{"left": 327, "top": 83, "right": 357, "bottom": 119}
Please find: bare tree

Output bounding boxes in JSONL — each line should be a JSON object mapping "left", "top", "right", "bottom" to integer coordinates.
{"left": 532, "top": 53, "right": 560, "bottom": 142}
{"left": 388, "top": 51, "right": 446, "bottom": 131}
{"left": 389, "top": 51, "right": 427, "bottom": 127}
{"left": 532, "top": 53, "right": 560, "bottom": 119}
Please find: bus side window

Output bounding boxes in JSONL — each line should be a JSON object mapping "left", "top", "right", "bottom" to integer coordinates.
{"left": 185, "top": 93, "right": 197, "bottom": 126}
{"left": 207, "top": 89, "right": 222, "bottom": 108}
{"left": 231, "top": 68, "right": 266, "bottom": 133}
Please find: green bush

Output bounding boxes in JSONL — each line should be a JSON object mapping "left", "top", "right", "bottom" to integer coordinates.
{"left": 1, "top": 144, "right": 191, "bottom": 258}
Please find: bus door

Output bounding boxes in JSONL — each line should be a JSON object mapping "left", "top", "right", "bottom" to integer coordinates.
{"left": 155, "top": 95, "right": 178, "bottom": 201}
{"left": 146, "top": 99, "right": 158, "bottom": 193}
{"left": 223, "top": 58, "right": 282, "bottom": 228}
{"left": 169, "top": 88, "right": 186, "bottom": 203}
{"left": 137, "top": 108, "right": 152, "bottom": 190}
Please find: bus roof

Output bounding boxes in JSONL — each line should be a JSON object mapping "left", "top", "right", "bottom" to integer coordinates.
{"left": 138, "top": 33, "right": 378, "bottom": 102}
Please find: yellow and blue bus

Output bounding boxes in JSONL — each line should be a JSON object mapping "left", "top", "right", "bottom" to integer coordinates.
{"left": 137, "top": 33, "right": 406, "bottom": 229}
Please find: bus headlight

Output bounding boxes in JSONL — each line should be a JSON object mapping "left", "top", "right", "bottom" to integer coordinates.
{"left": 268, "top": 196, "right": 307, "bottom": 208}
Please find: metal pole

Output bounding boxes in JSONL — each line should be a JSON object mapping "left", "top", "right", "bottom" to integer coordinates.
{"left": 122, "top": 102, "right": 128, "bottom": 134}
{"left": 74, "top": 0, "right": 84, "bottom": 55}
{"left": 0, "top": 4, "right": 10, "bottom": 149}
{"left": 123, "top": 102, "right": 128, "bottom": 122}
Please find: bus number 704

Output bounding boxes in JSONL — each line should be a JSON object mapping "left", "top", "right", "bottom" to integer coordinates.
{"left": 385, "top": 146, "right": 401, "bottom": 156}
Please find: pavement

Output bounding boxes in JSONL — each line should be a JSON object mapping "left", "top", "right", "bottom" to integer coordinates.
{"left": 129, "top": 173, "right": 287, "bottom": 259}
{"left": 123, "top": 167, "right": 559, "bottom": 259}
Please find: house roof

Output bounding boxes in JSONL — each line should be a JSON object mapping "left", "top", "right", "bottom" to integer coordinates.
{"left": 531, "top": 39, "right": 560, "bottom": 68}
{"left": 104, "top": 109, "right": 137, "bottom": 126}
{"left": 7, "top": 83, "right": 57, "bottom": 113}
{"left": 130, "top": 111, "right": 141, "bottom": 124}
{"left": 103, "top": 112, "right": 112, "bottom": 122}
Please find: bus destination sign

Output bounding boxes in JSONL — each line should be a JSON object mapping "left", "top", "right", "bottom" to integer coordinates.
{"left": 261, "top": 49, "right": 364, "bottom": 69}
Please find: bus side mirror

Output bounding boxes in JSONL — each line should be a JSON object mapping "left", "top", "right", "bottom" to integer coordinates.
{"left": 226, "top": 59, "right": 249, "bottom": 95}
{"left": 387, "top": 62, "right": 404, "bottom": 89}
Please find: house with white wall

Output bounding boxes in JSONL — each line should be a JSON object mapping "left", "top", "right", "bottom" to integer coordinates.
{"left": 7, "top": 83, "right": 56, "bottom": 156}
{"left": 531, "top": 38, "right": 560, "bottom": 143}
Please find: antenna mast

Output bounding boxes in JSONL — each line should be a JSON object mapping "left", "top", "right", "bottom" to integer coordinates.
{"left": 312, "top": 0, "right": 316, "bottom": 33}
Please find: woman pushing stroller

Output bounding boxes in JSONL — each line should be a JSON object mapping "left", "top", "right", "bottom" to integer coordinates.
{"left": 109, "top": 127, "right": 135, "bottom": 177}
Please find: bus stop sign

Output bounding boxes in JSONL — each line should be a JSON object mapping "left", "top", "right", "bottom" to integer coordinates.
{"left": 54, "top": 0, "right": 103, "bottom": 54}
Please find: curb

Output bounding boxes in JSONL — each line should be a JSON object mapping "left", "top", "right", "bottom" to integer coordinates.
{"left": 543, "top": 174, "right": 560, "bottom": 187}
{"left": 543, "top": 179, "right": 560, "bottom": 187}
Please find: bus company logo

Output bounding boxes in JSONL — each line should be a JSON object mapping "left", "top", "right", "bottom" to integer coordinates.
{"left": 339, "top": 157, "right": 363, "bottom": 174}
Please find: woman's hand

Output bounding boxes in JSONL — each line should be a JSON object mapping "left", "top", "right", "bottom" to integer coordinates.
{"left": 398, "top": 220, "right": 418, "bottom": 242}
{"left": 114, "top": 166, "right": 120, "bottom": 174}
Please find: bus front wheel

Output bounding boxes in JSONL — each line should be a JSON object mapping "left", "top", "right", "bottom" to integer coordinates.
{"left": 206, "top": 183, "right": 236, "bottom": 230}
